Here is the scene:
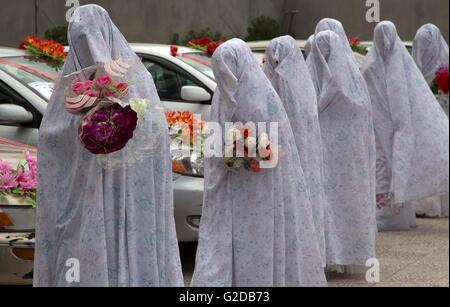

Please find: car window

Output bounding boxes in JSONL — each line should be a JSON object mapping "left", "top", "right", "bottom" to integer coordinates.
{"left": 177, "top": 53, "right": 215, "bottom": 80}
{"left": 142, "top": 58, "right": 205, "bottom": 102}
{"left": 0, "top": 56, "right": 57, "bottom": 101}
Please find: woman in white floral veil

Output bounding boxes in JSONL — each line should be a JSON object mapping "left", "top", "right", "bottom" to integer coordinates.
{"left": 412, "top": 24, "right": 449, "bottom": 218}
{"left": 191, "top": 39, "right": 326, "bottom": 287}
{"left": 306, "top": 30, "right": 377, "bottom": 271}
{"left": 264, "top": 35, "right": 326, "bottom": 268}
{"left": 362, "top": 21, "right": 449, "bottom": 231}
{"left": 34, "top": 5, "right": 183, "bottom": 287}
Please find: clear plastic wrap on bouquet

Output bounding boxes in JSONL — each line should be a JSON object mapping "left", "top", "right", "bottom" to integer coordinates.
{"left": 59, "top": 56, "right": 167, "bottom": 170}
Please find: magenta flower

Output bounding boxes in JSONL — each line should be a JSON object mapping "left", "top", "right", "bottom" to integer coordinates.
{"left": 0, "top": 160, "right": 12, "bottom": 174}
{"left": 115, "top": 82, "right": 129, "bottom": 98}
{"left": 84, "top": 89, "right": 100, "bottom": 97}
{"left": 78, "top": 103, "right": 138, "bottom": 155}
{"left": 0, "top": 172, "right": 18, "bottom": 190}
{"left": 71, "top": 81, "right": 86, "bottom": 95}
{"left": 83, "top": 80, "right": 94, "bottom": 89}
{"left": 95, "top": 74, "right": 113, "bottom": 87}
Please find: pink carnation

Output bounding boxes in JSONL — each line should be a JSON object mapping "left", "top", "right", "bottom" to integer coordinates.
{"left": 0, "top": 172, "right": 18, "bottom": 190}
{"left": 71, "top": 81, "right": 86, "bottom": 95}
{"left": 85, "top": 90, "right": 100, "bottom": 98}
{"left": 0, "top": 160, "right": 12, "bottom": 174}
{"left": 95, "top": 74, "right": 113, "bottom": 87}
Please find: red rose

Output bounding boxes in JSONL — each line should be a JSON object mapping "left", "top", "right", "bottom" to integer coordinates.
{"left": 436, "top": 69, "right": 449, "bottom": 94}
{"left": 249, "top": 160, "right": 261, "bottom": 173}
{"left": 207, "top": 40, "right": 223, "bottom": 56}
{"left": 170, "top": 45, "right": 179, "bottom": 57}
{"left": 348, "top": 36, "right": 360, "bottom": 46}
{"left": 191, "top": 37, "right": 212, "bottom": 47}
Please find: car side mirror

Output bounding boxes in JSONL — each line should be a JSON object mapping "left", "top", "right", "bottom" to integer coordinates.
{"left": 0, "top": 104, "right": 33, "bottom": 125}
{"left": 181, "top": 86, "right": 211, "bottom": 102}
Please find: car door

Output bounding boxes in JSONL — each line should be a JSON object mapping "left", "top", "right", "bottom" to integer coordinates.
{"left": 140, "top": 55, "right": 212, "bottom": 120}
{"left": 0, "top": 81, "right": 40, "bottom": 147}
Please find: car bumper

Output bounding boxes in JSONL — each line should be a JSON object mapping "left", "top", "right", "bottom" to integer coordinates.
{"left": 0, "top": 232, "right": 34, "bottom": 285}
{"left": 173, "top": 174, "right": 203, "bottom": 242}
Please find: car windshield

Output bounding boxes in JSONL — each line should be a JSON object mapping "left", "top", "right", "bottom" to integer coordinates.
{"left": 0, "top": 56, "right": 59, "bottom": 101}
{"left": 177, "top": 52, "right": 215, "bottom": 80}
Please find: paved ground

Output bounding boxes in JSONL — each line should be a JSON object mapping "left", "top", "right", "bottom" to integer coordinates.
{"left": 180, "top": 218, "right": 449, "bottom": 287}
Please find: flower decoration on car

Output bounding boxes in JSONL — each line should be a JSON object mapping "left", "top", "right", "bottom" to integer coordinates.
{"left": 348, "top": 36, "right": 368, "bottom": 55}
{"left": 19, "top": 36, "right": 67, "bottom": 69}
{"left": 0, "top": 152, "right": 37, "bottom": 207}
{"left": 188, "top": 37, "right": 224, "bottom": 56}
{"left": 165, "top": 110, "right": 204, "bottom": 147}
{"left": 170, "top": 45, "right": 179, "bottom": 57}
{"left": 432, "top": 65, "right": 449, "bottom": 95}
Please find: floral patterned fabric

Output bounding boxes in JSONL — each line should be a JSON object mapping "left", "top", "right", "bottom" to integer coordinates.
{"left": 413, "top": 24, "right": 449, "bottom": 85}
{"left": 34, "top": 5, "right": 183, "bottom": 287}
{"left": 264, "top": 36, "right": 326, "bottom": 267}
{"left": 191, "top": 39, "right": 327, "bottom": 287}
{"left": 315, "top": 19, "right": 355, "bottom": 62}
{"left": 305, "top": 35, "right": 315, "bottom": 59}
{"left": 362, "top": 21, "right": 449, "bottom": 230}
{"left": 412, "top": 24, "right": 449, "bottom": 218}
{"left": 306, "top": 30, "right": 377, "bottom": 266}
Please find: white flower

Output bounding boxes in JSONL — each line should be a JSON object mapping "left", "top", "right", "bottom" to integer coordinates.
{"left": 259, "top": 133, "right": 270, "bottom": 148}
{"left": 224, "top": 144, "right": 235, "bottom": 157}
{"left": 226, "top": 128, "right": 243, "bottom": 145}
{"left": 129, "top": 98, "right": 148, "bottom": 118}
{"left": 245, "top": 136, "right": 257, "bottom": 151}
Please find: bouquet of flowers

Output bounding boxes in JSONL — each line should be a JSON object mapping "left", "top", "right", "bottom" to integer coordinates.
{"left": 223, "top": 127, "right": 273, "bottom": 173}
{"left": 0, "top": 152, "right": 37, "bottom": 207}
{"left": 64, "top": 58, "right": 149, "bottom": 156}
{"left": 188, "top": 37, "right": 224, "bottom": 56}
{"left": 19, "top": 36, "right": 67, "bottom": 69}
{"left": 348, "top": 36, "right": 368, "bottom": 55}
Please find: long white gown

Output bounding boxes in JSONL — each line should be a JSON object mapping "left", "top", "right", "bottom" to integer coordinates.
{"left": 191, "top": 39, "right": 327, "bottom": 287}
{"left": 264, "top": 35, "right": 326, "bottom": 267}
{"left": 362, "top": 21, "right": 449, "bottom": 231}
{"left": 412, "top": 23, "right": 449, "bottom": 218}
{"left": 34, "top": 5, "right": 183, "bottom": 287}
{"left": 306, "top": 30, "right": 377, "bottom": 267}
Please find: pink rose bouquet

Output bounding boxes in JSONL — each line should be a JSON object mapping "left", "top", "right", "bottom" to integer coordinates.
{"left": 63, "top": 59, "right": 144, "bottom": 156}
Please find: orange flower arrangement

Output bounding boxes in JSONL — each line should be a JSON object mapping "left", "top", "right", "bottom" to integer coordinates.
{"left": 165, "top": 110, "right": 204, "bottom": 146}
{"left": 19, "top": 35, "right": 67, "bottom": 68}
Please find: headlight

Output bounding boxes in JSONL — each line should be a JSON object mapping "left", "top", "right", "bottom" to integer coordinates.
{"left": 171, "top": 147, "right": 204, "bottom": 177}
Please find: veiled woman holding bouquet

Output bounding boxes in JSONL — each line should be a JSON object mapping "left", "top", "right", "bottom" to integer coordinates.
{"left": 34, "top": 5, "right": 183, "bottom": 287}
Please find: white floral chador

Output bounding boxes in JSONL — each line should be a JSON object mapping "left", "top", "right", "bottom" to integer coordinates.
{"left": 362, "top": 21, "right": 449, "bottom": 230}
{"left": 306, "top": 30, "right": 377, "bottom": 267}
{"left": 34, "top": 5, "right": 183, "bottom": 287}
{"left": 191, "top": 39, "right": 327, "bottom": 287}
{"left": 412, "top": 23, "right": 449, "bottom": 218}
{"left": 264, "top": 35, "right": 326, "bottom": 267}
